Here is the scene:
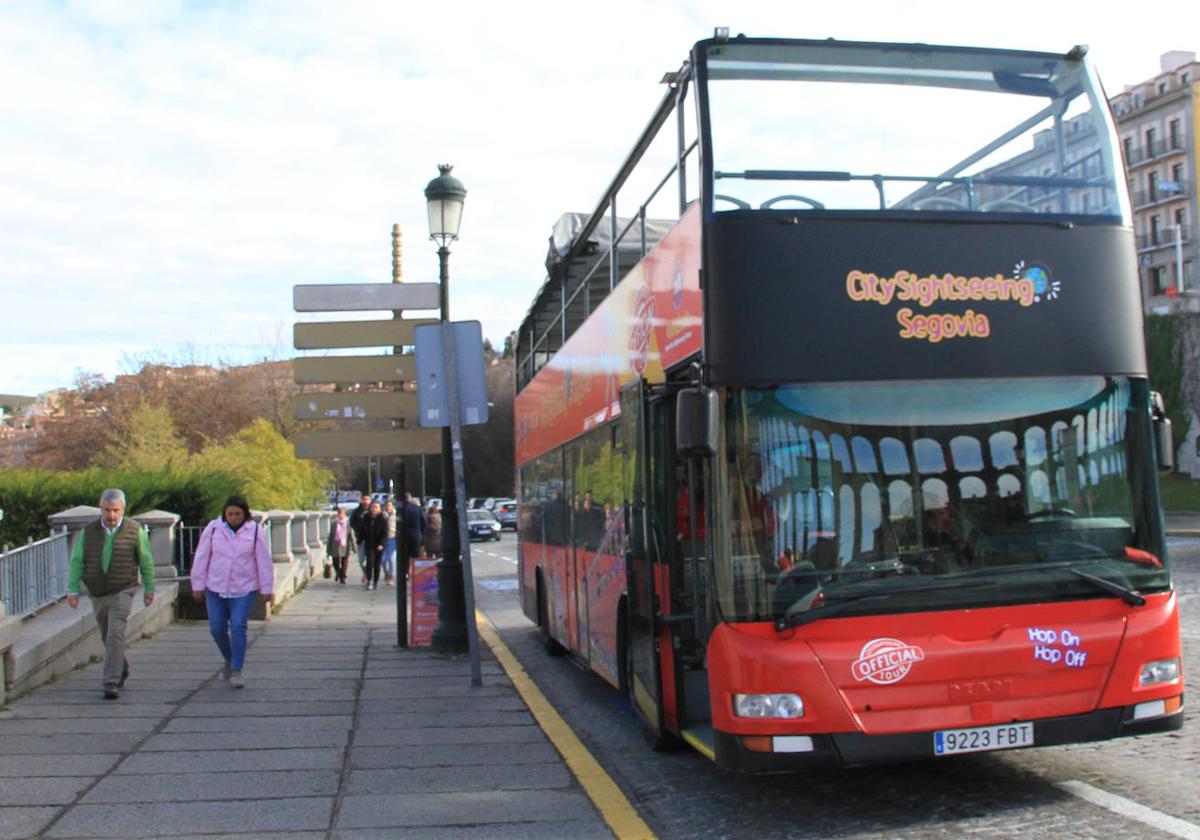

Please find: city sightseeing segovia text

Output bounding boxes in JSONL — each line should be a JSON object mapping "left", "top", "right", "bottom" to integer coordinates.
{"left": 846, "top": 269, "right": 1037, "bottom": 344}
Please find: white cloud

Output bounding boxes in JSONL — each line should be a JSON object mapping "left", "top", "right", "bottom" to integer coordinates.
{"left": 0, "top": 0, "right": 1189, "bottom": 394}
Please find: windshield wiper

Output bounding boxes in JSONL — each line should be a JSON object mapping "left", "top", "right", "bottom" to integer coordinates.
{"left": 775, "top": 579, "right": 995, "bottom": 631}
{"left": 776, "top": 561, "right": 1147, "bottom": 631}
{"left": 1069, "top": 568, "right": 1146, "bottom": 607}
{"left": 956, "top": 561, "right": 1146, "bottom": 606}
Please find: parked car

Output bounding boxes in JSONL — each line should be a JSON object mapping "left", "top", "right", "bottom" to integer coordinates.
{"left": 467, "top": 509, "right": 502, "bottom": 541}
{"left": 494, "top": 502, "right": 518, "bottom": 530}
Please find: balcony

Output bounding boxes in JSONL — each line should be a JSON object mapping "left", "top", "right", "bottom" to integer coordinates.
{"left": 1131, "top": 179, "right": 1191, "bottom": 209}
{"left": 1125, "top": 134, "right": 1189, "bottom": 167}
{"left": 1136, "top": 225, "right": 1192, "bottom": 251}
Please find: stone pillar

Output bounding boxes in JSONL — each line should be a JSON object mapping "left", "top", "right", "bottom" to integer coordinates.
{"left": 265, "top": 510, "right": 294, "bottom": 566}
{"left": 46, "top": 505, "right": 100, "bottom": 549}
{"left": 132, "top": 509, "right": 181, "bottom": 581}
{"left": 306, "top": 511, "right": 325, "bottom": 570}
{"left": 289, "top": 512, "right": 310, "bottom": 581}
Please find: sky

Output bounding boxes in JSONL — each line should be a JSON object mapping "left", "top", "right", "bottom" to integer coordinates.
{"left": 0, "top": 0, "right": 1193, "bottom": 396}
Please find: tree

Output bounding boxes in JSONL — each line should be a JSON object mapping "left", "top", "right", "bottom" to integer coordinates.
{"left": 92, "top": 402, "right": 189, "bottom": 472}
{"left": 191, "top": 418, "right": 332, "bottom": 510}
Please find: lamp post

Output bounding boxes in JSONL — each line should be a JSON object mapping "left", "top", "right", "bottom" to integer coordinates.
{"left": 425, "top": 164, "right": 469, "bottom": 654}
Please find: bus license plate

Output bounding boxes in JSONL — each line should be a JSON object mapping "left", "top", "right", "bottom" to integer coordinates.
{"left": 933, "top": 722, "right": 1033, "bottom": 756}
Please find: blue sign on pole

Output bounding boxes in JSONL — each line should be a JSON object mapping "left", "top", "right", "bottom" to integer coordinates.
{"left": 413, "top": 321, "right": 490, "bottom": 427}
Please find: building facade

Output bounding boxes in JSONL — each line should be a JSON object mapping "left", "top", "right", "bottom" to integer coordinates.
{"left": 1111, "top": 51, "right": 1198, "bottom": 311}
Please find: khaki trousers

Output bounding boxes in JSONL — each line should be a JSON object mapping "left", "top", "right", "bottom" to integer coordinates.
{"left": 90, "top": 587, "right": 136, "bottom": 687}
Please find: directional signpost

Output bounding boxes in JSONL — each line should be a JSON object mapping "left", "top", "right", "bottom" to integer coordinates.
{"left": 293, "top": 318, "right": 436, "bottom": 350}
{"left": 292, "top": 428, "right": 441, "bottom": 459}
{"left": 293, "top": 282, "right": 440, "bottom": 312}
{"left": 294, "top": 392, "right": 421, "bottom": 421}
{"left": 291, "top": 280, "right": 439, "bottom": 460}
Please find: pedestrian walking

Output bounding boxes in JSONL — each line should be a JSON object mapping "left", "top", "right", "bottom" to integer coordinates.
{"left": 66, "top": 488, "right": 156, "bottom": 700}
{"left": 363, "top": 500, "right": 388, "bottom": 590}
{"left": 190, "top": 496, "right": 273, "bottom": 689}
{"left": 423, "top": 502, "right": 442, "bottom": 559}
{"left": 401, "top": 492, "right": 425, "bottom": 571}
{"left": 382, "top": 499, "right": 398, "bottom": 586}
{"left": 349, "top": 491, "right": 371, "bottom": 584}
{"left": 325, "top": 507, "right": 357, "bottom": 584}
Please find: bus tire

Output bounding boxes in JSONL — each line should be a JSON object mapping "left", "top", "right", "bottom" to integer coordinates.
{"left": 536, "top": 571, "right": 565, "bottom": 657}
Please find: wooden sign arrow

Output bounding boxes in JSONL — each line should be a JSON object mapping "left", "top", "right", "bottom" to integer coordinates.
{"left": 292, "top": 355, "right": 416, "bottom": 385}
{"left": 293, "top": 428, "right": 442, "bottom": 458}
{"left": 293, "top": 282, "right": 440, "bottom": 312}
{"left": 294, "top": 392, "right": 420, "bottom": 421}
{"left": 293, "top": 319, "right": 438, "bottom": 350}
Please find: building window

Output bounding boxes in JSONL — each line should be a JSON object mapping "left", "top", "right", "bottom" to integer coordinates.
{"left": 1151, "top": 214, "right": 1161, "bottom": 244}
{"left": 1123, "top": 137, "right": 1133, "bottom": 163}
{"left": 1149, "top": 170, "right": 1159, "bottom": 200}
{"left": 1176, "top": 208, "right": 1187, "bottom": 229}
{"left": 1150, "top": 265, "right": 1167, "bottom": 294}
{"left": 1186, "top": 261, "right": 1195, "bottom": 291}
{"left": 1170, "top": 119, "right": 1182, "bottom": 149}
{"left": 1146, "top": 127, "right": 1158, "bottom": 157}
{"left": 1158, "top": 82, "right": 1167, "bottom": 94}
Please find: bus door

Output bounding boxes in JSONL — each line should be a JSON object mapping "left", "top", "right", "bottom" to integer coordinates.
{"left": 621, "top": 382, "right": 673, "bottom": 742}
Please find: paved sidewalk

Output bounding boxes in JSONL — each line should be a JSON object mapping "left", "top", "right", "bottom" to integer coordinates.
{"left": 1165, "top": 511, "right": 1200, "bottom": 537}
{"left": 0, "top": 581, "right": 615, "bottom": 839}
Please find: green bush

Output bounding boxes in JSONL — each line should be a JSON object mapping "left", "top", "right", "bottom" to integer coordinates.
{"left": 0, "top": 467, "right": 241, "bottom": 547}
{"left": 1144, "top": 315, "right": 1188, "bottom": 436}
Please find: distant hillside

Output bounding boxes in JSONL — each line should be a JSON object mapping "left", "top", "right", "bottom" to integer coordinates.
{"left": 0, "top": 394, "right": 37, "bottom": 413}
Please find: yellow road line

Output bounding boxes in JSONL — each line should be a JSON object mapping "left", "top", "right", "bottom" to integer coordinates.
{"left": 475, "top": 610, "right": 658, "bottom": 840}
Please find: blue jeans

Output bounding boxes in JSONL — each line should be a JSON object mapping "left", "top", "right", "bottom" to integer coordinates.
{"left": 382, "top": 538, "right": 397, "bottom": 577}
{"left": 205, "top": 592, "right": 256, "bottom": 672}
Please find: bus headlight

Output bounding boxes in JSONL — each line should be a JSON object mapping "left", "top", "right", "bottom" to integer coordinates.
{"left": 733, "top": 693, "right": 804, "bottom": 719}
{"left": 1139, "top": 658, "right": 1180, "bottom": 686}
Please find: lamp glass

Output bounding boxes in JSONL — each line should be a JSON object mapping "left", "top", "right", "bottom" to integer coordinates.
{"left": 427, "top": 198, "right": 463, "bottom": 243}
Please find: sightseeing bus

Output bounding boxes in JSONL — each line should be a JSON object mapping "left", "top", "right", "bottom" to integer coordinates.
{"left": 513, "top": 33, "right": 1184, "bottom": 772}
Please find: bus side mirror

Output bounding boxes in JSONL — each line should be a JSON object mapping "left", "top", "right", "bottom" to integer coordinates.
{"left": 1151, "top": 391, "right": 1174, "bottom": 474}
{"left": 676, "top": 387, "right": 719, "bottom": 458}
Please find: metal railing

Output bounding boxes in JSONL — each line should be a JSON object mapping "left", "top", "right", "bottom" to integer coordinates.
{"left": 0, "top": 528, "right": 70, "bottom": 618}
{"left": 176, "top": 525, "right": 204, "bottom": 575}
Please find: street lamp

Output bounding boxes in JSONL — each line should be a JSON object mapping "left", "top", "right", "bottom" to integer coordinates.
{"left": 425, "top": 164, "right": 468, "bottom": 654}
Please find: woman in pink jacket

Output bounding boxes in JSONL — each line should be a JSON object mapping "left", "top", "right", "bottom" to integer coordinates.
{"left": 190, "top": 496, "right": 273, "bottom": 688}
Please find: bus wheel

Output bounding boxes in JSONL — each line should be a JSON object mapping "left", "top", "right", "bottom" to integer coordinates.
{"left": 536, "top": 573, "right": 565, "bottom": 657}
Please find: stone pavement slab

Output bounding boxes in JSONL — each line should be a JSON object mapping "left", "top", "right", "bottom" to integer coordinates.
{"left": 82, "top": 770, "right": 332, "bottom": 803}
{"left": 44, "top": 798, "right": 333, "bottom": 838}
{"left": 0, "top": 577, "right": 617, "bottom": 839}
{"left": 0, "top": 807, "right": 58, "bottom": 840}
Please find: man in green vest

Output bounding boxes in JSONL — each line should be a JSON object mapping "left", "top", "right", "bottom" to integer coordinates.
{"left": 67, "top": 489, "right": 155, "bottom": 700}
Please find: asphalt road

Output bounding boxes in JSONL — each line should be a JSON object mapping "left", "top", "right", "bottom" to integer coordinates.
{"left": 469, "top": 532, "right": 1199, "bottom": 840}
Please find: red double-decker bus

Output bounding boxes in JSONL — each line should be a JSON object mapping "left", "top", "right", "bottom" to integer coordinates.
{"left": 513, "top": 33, "right": 1184, "bottom": 771}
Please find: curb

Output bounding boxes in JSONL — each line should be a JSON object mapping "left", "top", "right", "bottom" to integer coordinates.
{"left": 475, "top": 610, "right": 656, "bottom": 840}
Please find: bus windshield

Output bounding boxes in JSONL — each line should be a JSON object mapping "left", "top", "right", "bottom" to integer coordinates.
{"left": 703, "top": 41, "right": 1127, "bottom": 219}
{"left": 717, "top": 376, "right": 1169, "bottom": 624}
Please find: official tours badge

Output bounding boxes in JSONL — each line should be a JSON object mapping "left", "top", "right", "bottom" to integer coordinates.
{"left": 851, "top": 638, "right": 925, "bottom": 684}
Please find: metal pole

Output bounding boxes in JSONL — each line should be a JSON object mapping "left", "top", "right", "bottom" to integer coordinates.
{"left": 442, "top": 321, "right": 483, "bottom": 685}
{"left": 1175, "top": 224, "right": 1185, "bottom": 292}
{"left": 391, "top": 221, "right": 408, "bottom": 648}
{"left": 430, "top": 246, "right": 468, "bottom": 654}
